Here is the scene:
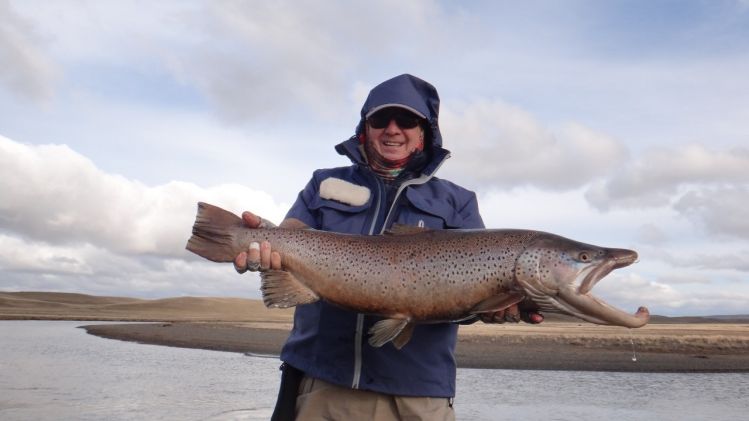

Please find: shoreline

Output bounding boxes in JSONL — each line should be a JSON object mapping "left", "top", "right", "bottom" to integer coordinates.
{"left": 3, "top": 292, "right": 748, "bottom": 372}
{"left": 80, "top": 321, "right": 749, "bottom": 373}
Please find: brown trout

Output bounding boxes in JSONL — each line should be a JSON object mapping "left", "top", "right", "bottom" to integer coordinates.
{"left": 186, "top": 202, "right": 649, "bottom": 349}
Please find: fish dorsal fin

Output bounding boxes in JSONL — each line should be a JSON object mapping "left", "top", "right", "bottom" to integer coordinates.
{"left": 469, "top": 292, "right": 525, "bottom": 314}
{"left": 384, "top": 224, "right": 432, "bottom": 236}
{"left": 368, "top": 318, "right": 414, "bottom": 349}
{"left": 260, "top": 270, "right": 319, "bottom": 308}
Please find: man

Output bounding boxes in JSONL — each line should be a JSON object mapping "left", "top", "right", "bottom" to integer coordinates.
{"left": 235, "top": 74, "right": 542, "bottom": 420}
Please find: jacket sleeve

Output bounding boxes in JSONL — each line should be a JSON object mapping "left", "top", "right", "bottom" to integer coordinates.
{"left": 283, "top": 176, "right": 321, "bottom": 229}
{"left": 457, "top": 191, "right": 485, "bottom": 229}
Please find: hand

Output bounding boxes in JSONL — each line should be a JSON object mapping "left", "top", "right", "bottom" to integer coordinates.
{"left": 233, "top": 211, "right": 282, "bottom": 273}
{"left": 479, "top": 303, "right": 544, "bottom": 324}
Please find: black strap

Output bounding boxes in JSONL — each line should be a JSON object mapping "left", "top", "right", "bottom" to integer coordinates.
{"left": 270, "top": 363, "right": 304, "bottom": 421}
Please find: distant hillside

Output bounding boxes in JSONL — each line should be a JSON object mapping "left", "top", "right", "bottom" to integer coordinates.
{"left": 1, "top": 291, "right": 746, "bottom": 323}
{"left": 651, "top": 314, "right": 749, "bottom": 324}
{"left": 0, "top": 291, "right": 293, "bottom": 323}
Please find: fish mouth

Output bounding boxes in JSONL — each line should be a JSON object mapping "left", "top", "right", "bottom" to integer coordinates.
{"left": 561, "top": 248, "right": 649, "bottom": 328}
{"left": 579, "top": 248, "right": 637, "bottom": 295}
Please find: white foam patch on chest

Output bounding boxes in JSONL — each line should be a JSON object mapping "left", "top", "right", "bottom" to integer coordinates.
{"left": 319, "top": 177, "right": 371, "bottom": 206}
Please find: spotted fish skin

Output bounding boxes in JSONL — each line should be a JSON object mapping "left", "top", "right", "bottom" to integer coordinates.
{"left": 186, "top": 202, "right": 649, "bottom": 348}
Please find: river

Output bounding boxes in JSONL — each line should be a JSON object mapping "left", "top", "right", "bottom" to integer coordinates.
{"left": 1, "top": 321, "right": 747, "bottom": 420}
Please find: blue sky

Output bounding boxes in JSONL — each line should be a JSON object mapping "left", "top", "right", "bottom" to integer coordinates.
{"left": 1, "top": 0, "right": 748, "bottom": 317}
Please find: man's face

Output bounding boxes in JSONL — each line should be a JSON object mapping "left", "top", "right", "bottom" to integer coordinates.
{"left": 365, "top": 108, "right": 425, "bottom": 162}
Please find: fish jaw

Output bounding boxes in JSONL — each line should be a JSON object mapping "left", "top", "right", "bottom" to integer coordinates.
{"left": 515, "top": 234, "right": 650, "bottom": 328}
{"left": 560, "top": 247, "right": 649, "bottom": 327}
{"left": 558, "top": 286, "right": 650, "bottom": 327}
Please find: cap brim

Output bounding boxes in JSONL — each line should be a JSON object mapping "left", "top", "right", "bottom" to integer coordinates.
{"left": 365, "top": 104, "right": 427, "bottom": 119}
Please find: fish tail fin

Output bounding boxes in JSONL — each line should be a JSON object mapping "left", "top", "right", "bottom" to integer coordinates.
{"left": 185, "top": 202, "right": 243, "bottom": 262}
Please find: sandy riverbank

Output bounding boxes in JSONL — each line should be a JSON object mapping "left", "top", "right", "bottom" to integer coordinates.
{"left": 81, "top": 321, "right": 749, "bottom": 372}
{"left": 3, "top": 292, "right": 749, "bottom": 372}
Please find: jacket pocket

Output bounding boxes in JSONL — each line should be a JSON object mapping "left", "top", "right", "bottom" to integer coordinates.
{"left": 396, "top": 188, "right": 465, "bottom": 229}
{"left": 308, "top": 195, "right": 372, "bottom": 233}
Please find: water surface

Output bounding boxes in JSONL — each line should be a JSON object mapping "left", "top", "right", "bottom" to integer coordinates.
{"left": 1, "top": 321, "right": 747, "bottom": 420}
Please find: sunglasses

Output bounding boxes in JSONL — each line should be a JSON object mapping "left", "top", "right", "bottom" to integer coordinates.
{"left": 367, "top": 109, "right": 422, "bottom": 129}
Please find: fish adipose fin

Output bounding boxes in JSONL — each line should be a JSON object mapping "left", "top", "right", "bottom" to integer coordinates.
{"left": 368, "top": 318, "right": 414, "bottom": 349}
{"left": 260, "top": 270, "right": 319, "bottom": 308}
{"left": 469, "top": 292, "right": 525, "bottom": 314}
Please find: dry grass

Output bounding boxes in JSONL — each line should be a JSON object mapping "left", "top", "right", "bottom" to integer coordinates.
{"left": 0, "top": 291, "right": 293, "bottom": 324}
{"left": 458, "top": 321, "right": 749, "bottom": 353}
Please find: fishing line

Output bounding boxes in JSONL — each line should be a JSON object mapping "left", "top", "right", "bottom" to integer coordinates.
{"left": 628, "top": 329, "right": 637, "bottom": 362}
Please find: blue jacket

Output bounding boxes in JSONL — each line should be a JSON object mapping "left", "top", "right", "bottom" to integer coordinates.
{"left": 280, "top": 74, "right": 484, "bottom": 398}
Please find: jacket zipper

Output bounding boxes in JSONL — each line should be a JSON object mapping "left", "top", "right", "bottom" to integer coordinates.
{"left": 350, "top": 155, "right": 448, "bottom": 389}
{"left": 351, "top": 177, "right": 383, "bottom": 389}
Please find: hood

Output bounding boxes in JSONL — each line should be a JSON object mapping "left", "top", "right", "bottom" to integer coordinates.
{"left": 336, "top": 74, "right": 449, "bottom": 176}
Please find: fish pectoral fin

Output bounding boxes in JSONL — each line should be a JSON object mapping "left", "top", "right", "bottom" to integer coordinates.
{"left": 260, "top": 270, "right": 319, "bottom": 308}
{"left": 368, "top": 318, "right": 414, "bottom": 349}
{"left": 470, "top": 292, "right": 525, "bottom": 314}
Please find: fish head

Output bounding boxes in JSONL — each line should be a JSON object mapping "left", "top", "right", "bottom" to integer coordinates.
{"left": 514, "top": 233, "right": 649, "bottom": 328}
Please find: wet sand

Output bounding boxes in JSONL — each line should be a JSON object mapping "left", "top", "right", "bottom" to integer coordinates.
{"left": 81, "top": 321, "right": 749, "bottom": 372}
{"left": 3, "top": 292, "right": 748, "bottom": 372}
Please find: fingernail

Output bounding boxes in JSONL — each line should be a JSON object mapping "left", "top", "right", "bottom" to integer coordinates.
{"left": 250, "top": 242, "right": 260, "bottom": 250}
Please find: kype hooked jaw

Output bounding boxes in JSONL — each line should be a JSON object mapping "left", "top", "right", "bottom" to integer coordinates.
{"left": 517, "top": 241, "right": 650, "bottom": 329}
{"left": 558, "top": 247, "right": 649, "bottom": 327}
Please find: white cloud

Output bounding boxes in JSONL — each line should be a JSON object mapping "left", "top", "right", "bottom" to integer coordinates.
{"left": 0, "top": 0, "right": 59, "bottom": 104}
{"left": 584, "top": 145, "right": 749, "bottom": 240}
{"left": 642, "top": 244, "right": 749, "bottom": 272}
{"left": 0, "top": 240, "right": 262, "bottom": 299}
{"left": 162, "top": 0, "right": 446, "bottom": 123}
{"left": 441, "top": 100, "right": 628, "bottom": 190}
{"left": 592, "top": 272, "right": 744, "bottom": 316}
{"left": 0, "top": 135, "right": 289, "bottom": 255}
{"left": 0, "top": 134, "right": 285, "bottom": 297}
{"left": 585, "top": 144, "right": 749, "bottom": 210}
{"left": 674, "top": 187, "right": 749, "bottom": 240}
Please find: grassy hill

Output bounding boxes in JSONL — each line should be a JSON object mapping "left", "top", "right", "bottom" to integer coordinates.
{"left": 0, "top": 291, "right": 293, "bottom": 323}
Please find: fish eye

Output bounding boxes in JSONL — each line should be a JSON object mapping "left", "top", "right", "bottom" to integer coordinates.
{"left": 578, "top": 252, "right": 591, "bottom": 262}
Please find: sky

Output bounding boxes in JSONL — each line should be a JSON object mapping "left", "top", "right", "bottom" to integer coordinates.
{"left": 1, "top": 0, "right": 748, "bottom": 317}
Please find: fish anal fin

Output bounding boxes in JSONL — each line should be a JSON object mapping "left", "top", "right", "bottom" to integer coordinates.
{"left": 260, "top": 270, "right": 319, "bottom": 308}
{"left": 470, "top": 292, "right": 525, "bottom": 314}
{"left": 384, "top": 224, "right": 432, "bottom": 236}
{"left": 368, "top": 318, "right": 413, "bottom": 348}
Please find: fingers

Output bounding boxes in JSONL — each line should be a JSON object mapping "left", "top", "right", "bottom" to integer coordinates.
{"left": 479, "top": 310, "right": 506, "bottom": 324}
{"left": 241, "top": 211, "right": 278, "bottom": 229}
{"left": 504, "top": 304, "right": 521, "bottom": 323}
{"left": 248, "top": 242, "right": 262, "bottom": 271}
{"left": 235, "top": 241, "right": 281, "bottom": 273}
{"left": 270, "top": 251, "right": 282, "bottom": 270}
{"left": 233, "top": 252, "right": 248, "bottom": 274}
{"left": 521, "top": 311, "right": 545, "bottom": 324}
{"left": 259, "top": 241, "right": 272, "bottom": 270}
{"left": 242, "top": 211, "right": 262, "bottom": 228}
{"left": 479, "top": 305, "right": 522, "bottom": 324}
